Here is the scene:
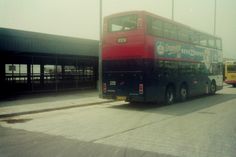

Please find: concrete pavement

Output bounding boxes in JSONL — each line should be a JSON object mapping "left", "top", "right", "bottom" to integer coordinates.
{"left": 0, "top": 90, "right": 113, "bottom": 118}
{"left": 0, "top": 126, "right": 176, "bottom": 157}
{"left": 1, "top": 86, "right": 236, "bottom": 157}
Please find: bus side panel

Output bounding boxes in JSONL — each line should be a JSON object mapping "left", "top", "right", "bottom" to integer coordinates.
{"left": 144, "top": 61, "right": 213, "bottom": 102}
{"left": 144, "top": 77, "right": 166, "bottom": 103}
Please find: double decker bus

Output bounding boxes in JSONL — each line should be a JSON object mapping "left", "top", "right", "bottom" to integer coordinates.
{"left": 102, "top": 11, "right": 223, "bottom": 104}
{"left": 224, "top": 61, "right": 236, "bottom": 87}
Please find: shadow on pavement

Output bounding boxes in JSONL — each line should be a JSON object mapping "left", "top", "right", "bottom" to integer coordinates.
{"left": 109, "top": 93, "right": 236, "bottom": 116}
{"left": 0, "top": 126, "right": 177, "bottom": 157}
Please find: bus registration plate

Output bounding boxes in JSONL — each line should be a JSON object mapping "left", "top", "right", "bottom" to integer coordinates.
{"left": 110, "top": 81, "right": 116, "bottom": 86}
{"left": 116, "top": 96, "right": 126, "bottom": 101}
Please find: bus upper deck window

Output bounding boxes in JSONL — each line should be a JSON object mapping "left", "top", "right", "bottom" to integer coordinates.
{"left": 108, "top": 15, "right": 138, "bottom": 32}
{"left": 216, "top": 39, "right": 222, "bottom": 50}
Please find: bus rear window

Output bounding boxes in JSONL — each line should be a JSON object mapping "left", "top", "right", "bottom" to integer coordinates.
{"left": 108, "top": 15, "right": 138, "bottom": 32}
{"left": 227, "top": 65, "right": 236, "bottom": 73}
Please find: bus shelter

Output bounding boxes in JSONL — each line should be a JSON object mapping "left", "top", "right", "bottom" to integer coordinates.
{"left": 0, "top": 28, "right": 99, "bottom": 97}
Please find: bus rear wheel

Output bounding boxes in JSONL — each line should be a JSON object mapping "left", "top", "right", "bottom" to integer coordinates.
{"left": 179, "top": 84, "right": 188, "bottom": 102}
{"left": 210, "top": 81, "right": 216, "bottom": 95}
{"left": 165, "top": 86, "right": 175, "bottom": 105}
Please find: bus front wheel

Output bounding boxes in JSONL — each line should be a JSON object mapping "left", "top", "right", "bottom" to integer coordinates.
{"left": 165, "top": 86, "right": 175, "bottom": 105}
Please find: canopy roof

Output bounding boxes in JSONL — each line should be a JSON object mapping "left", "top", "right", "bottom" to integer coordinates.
{"left": 0, "top": 28, "right": 99, "bottom": 57}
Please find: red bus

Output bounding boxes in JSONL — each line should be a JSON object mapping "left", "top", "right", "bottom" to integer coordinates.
{"left": 102, "top": 11, "right": 223, "bottom": 104}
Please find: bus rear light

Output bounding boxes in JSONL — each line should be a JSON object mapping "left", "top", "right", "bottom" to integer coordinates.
{"left": 139, "top": 83, "right": 143, "bottom": 94}
{"left": 103, "top": 83, "right": 107, "bottom": 93}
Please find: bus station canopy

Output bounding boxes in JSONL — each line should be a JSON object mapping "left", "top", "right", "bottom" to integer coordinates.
{"left": 0, "top": 28, "right": 99, "bottom": 57}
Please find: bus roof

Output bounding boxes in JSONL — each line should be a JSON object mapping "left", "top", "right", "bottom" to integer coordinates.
{"left": 105, "top": 10, "right": 221, "bottom": 39}
{"left": 225, "top": 61, "right": 236, "bottom": 64}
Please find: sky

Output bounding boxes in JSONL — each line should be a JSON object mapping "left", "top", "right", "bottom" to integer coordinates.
{"left": 0, "top": 0, "right": 236, "bottom": 59}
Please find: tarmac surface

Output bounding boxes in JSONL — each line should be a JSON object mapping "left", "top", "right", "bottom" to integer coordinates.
{"left": 1, "top": 86, "right": 236, "bottom": 157}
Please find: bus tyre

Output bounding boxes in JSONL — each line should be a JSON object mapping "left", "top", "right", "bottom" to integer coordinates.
{"left": 210, "top": 81, "right": 216, "bottom": 95}
{"left": 165, "top": 86, "right": 174, "bottom": 105}
{"left": 233, "top": 84, "right": 236, "bottom": 88}
{"left": 179, "top": 84, "right": 188, "bottom": 102}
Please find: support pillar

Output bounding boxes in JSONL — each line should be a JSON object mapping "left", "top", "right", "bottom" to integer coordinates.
{"left": 40, "top": 64, "right": 44, "bottom": 87}
{"left": 0, "top": 62, "right": 4, "bottom": 83}
{"left": 27, "top": 64, "right": 31, "bottom": 87}
{"left": 0, "top": 62, "right": 5, "bottom": 95}
{"left": 55, "top": 56, "right": 58, "bottom": 92}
